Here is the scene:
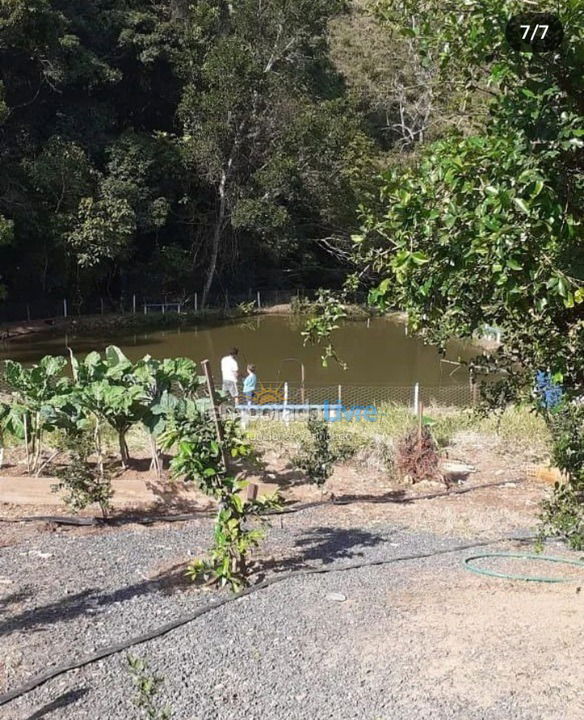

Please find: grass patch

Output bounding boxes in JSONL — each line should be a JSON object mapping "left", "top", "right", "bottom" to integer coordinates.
{"left": 248, "top": 403, "right": 552, "bottom": 469}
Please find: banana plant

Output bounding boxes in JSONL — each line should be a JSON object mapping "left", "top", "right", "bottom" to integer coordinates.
{"left": 136, "top": 356, "right": 204, "bottom": 477}
{"left": 0, "top": 402, "right": 22, "bottom": 469}
{"left": 2, "top": 356, "right": 70, "bottom": 474}
{"left": 69, "top": 346, "right": 149, "bottom": 467}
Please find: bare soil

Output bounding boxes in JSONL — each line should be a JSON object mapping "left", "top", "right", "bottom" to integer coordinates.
{"left": 360, "top": 568, "right": 584, "bottom": 718}
{"left": 0, "top": 427, "right": 558, "bottom": 546}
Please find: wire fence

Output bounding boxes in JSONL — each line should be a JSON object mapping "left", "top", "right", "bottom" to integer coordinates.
{"left": 0, "top": 288, "right": 356, "bottom": 324}
{"left": 250, "top": 381, "right": 478, "bottom": 411}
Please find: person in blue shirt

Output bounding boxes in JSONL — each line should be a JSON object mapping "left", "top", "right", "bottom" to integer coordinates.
{"left": 243, "top": 364, "right": 257, "bottom": 405}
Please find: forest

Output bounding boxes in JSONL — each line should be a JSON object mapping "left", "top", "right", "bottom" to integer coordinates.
{"left": 0, "top": 0, "right": 429, "bottom": 314}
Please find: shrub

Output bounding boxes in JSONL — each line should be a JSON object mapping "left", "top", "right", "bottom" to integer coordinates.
{"left": 160, "top": 396, "right": 282, "bottom": 591}
{"left": 538, "top": 401, "right": 584, "bottom": 549}
{"left": 292, "top": 417, "right": 337, "bottom": 490}
{"left": 235, "top": 300, "right": 257, "bottom": 316}
{"left": 548, "top": 402, "right": 584, "bottom": 489}
{"left": 52, "top": 431, "right": 113, "bottom": 518}
{"left": 539, "top": 483, "right": 584, "bottom": 551}
{"left": 2, "top": 355, "right": 70, "bottom": 473}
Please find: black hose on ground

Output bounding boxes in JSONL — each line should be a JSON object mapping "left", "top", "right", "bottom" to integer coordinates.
{"left": 0, "top": 533, "right": 534, "bottom": 708}
{"left": 0, "top": 479, "right": 520, "bottom": 527}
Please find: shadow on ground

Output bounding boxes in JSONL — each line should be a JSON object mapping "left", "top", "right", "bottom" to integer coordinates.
{"left": 25, "top": 688, "right": 89, "bottom": 719}
{"left": 255, "top": 525, "right": 388, "bottom": 576}
{"left": 0, "top": 570, "right": 195, "bottom": 637}
{"left": 333, "top": 489, "right": 409, "bottom": 505}
{"left": 0, "top": 526, "right": 390, "bottom": 635}
{"left": 0, "top": 588, "right": 35, "bottom": 612}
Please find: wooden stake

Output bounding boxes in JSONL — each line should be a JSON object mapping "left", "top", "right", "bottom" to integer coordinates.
{"left": 23, "top": 413, "right": 31, "bottom": 474}
{"left": 418, "top": 401, "right": 424, "bottom": 444}
{"left": 201, "top": 359, "right": 228, "bottom": 474}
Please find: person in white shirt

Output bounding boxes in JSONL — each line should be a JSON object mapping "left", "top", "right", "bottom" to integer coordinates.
{"left": 221, "top": 347, "right": 239, "bottom": 401}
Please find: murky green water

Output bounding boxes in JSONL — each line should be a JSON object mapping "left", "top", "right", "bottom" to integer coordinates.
{"left": 0, "top": 315, "right": 477, "bottom": 388}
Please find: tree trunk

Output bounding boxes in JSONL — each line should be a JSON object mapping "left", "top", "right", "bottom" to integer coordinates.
{"left": 149, "top": 434, "right": 162, "bottom": 479}
{"left": 94, "top": 420, "right": 104, "bottom": 479}
{"left": 118, "top": 429, "right": 130, "bottom": 468}
{"left": 202, "top": 169, "right": 228, "bottom": 308}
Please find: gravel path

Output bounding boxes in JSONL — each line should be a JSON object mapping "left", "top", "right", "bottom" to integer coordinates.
{"left": 1, "top": 506, "right": 582, "bottom": 720}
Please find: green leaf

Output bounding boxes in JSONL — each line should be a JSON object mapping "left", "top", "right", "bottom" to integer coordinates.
{"left": 512, "top": 198, "right": 530, "bottom": 215}
{"left": 105, "top": 346, "right": 129, "bottom": 366}
{"left": 411, "top": 251, "right": 429, "bottom": 266}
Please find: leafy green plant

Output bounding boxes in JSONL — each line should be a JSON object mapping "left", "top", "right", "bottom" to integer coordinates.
{"left": 537, "top": 402, "right": 584, "bottom": 549}
{"left": 302, "top": 290, "right": 348, "bottom": 368}
{"left": 547, "top": 402, "right": 584, "bottom": 489}
{"left": 136, "top": 356, "right": 202, "bottom": 476}
{"left": 52, "top": 431, "right": 113, "bottom": 518}
{"left": 127, "top": 655, "right": 172, "bottom": 720}
{"left": 539, "top": 483, "right": 584, "bottom": 551}
{"left": 69, "top": 346, "right": 150, "bottom": 467}
{"left": 187, "top": 489, "right": 282, "bottom": 591}
{"left": 160, "top": 395, "right": 282, "bottom": 591}
{"left": 2, "top": 356, "right": 70, "bottom": 474}
{"left": 235, "top": 300, "right": 257, "bottom": 317}
{"left": 293, "top": 417, "right": 337, "bottom": 490}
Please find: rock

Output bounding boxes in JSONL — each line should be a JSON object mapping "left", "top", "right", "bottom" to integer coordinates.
{"left": 441, "top": 461, "right": 476, "bottom": 483}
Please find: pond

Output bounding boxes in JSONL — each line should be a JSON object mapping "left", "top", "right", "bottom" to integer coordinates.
{"left": 0, "top": 315, "right": 477, "bottom": 392}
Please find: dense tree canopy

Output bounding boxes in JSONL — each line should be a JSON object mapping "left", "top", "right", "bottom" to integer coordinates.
{"left": 0, "top": 0, "right": 388, "bottom": 313}
{"left": 331, "top": 0, "right": 584, "bottom": 543}
{"left": 352, "top": 0, "right": 583, "bottom": 396}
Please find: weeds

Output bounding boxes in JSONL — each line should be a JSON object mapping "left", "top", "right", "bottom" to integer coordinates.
{"left": 127, "top": 655, "right": 172, "bottom": 720}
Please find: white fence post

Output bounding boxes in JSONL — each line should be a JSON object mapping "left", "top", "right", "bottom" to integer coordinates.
{"left": 256, "top": 291, "right": 261, "bottom": 309}
{"left": 63, "top": 299, "right": 68, "bottom": 317}
{"left": 284, "top": 381, "right": 289, "bottom": 424}
{"left": 132, "top": 294, "right": 136, "bottom": 314}
{"left": 194, "top": 293, "right": 198, "bottom": 312}
{"left": 413, "top": 382, "right": 420, "bottom": 414}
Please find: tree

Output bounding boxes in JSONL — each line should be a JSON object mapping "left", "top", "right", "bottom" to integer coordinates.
{"left": 355, "top": 0, "right": 583, "bottom": 373}
{"left": 0, "top": 0, "right": 381, "bottom": 310}
{"left": 177, "top": 0, "right": 373, "bottom": 304}
{"left": 343, "top": 0, "right": 584, "bottom": 544}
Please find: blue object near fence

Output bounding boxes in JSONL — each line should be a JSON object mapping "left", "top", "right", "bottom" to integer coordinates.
{"left": 235, "top": 404, "right": 343, "bottom": 412}
{"left": 535, "top": 371, "right": 563, "bottom": 409}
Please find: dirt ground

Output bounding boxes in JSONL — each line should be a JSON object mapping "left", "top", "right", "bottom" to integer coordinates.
{"left": 2, "top": 426, "right": 583, "bottom": 720}
{"left": 0, "top": 425, "right": 558, "bottom": 547}
{"left": 363, "top": 568, "right": 584, "bottom": 719}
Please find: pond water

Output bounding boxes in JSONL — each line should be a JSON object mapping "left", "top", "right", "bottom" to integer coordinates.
{"left": 0, "top": 315, "right": 477, "bottom": 389}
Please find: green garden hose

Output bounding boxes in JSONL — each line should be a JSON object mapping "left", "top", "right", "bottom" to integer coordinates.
{"left": 464, "top": 552, "right": 584, "bottom": 583}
